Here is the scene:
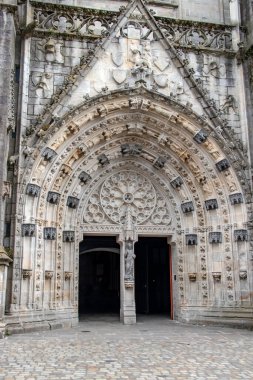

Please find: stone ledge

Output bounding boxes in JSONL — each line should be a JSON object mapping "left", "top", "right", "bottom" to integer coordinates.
{"left": 179, "top": 307, "right": 253, "bottom": 330}
{"left": 3, "top": 315, "right": 78, "bottom": 336}
{"left": 180, "top": 317, "right": 253, "bottom": 330}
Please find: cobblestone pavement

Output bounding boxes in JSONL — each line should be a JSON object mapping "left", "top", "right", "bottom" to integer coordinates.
{"left": 0, "top": 315, "right": 253, "bottom": 380}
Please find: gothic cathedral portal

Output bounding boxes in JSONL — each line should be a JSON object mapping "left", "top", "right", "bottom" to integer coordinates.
{"left": 0, "top": 0, "right": 253, "bottom": 333}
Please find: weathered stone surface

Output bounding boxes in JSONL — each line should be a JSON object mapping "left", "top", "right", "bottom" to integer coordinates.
{"left": 0, "top": 0, "right": 252, "bottom": 332}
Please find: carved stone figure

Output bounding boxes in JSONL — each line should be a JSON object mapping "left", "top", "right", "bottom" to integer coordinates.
{"left": 224, "top": 171, "right": 237, "bottom": 192}
{"left": 2, "top": 181, "right": 12, "bottom": 199}
{"left": 37, "top": 38, "right": 64, "bottom": 63}
{"left": 130, "top": 41, "right": 153, "bottom": 82}
{"left": 124, "top": 240, "right": 136, "bottom": 282}
{"left": 203, "top": 140, "right": 221, "bottom": 160}
{"left": 32, "top": 72, "right": 53, "bottom": 98}
{"left": 221, "top": 95, "right": 237, "bottom": 114}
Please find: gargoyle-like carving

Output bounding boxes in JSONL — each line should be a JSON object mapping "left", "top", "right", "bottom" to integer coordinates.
{"left": 193, "top": 130, "right": 208, "bottom": 144}
{"left": 212, "top": 272, "right": 222, "bottom": 281}
{"left": 153, "top": 156, "right": 166, "bottom": 169}
{"left": 45, "top": 270, "right": 54, "bottom": 279}
{"left": 186, "top": 234, "right": 198, "bottom": 245}
{"left": 121, "top": 143, "right": 142, "bottom": 156}
{"left": 239, "top": 271, "right": 247, "bottom": 280}
{"left": 188, "top": 273, "right": 197, "bottom": 281}
{"left": 64, "top": 271, "right": 72, "bottom": 280}
{"left": 26, "top": 183, "right": 41, "bottom": 197}
{"left": 170, "top": 176, "right": 183, "bottom": 189}
{"left": 67, "top": 196, "right": 79, "bottom": 209}
{"left": 47, "top": 191, "right": 60, "bottom": 205}
{"left": 42, "top": 147, "right": 57, "bottom": 161}
{"left": 22, "top": 269, "right": 32, "bottom": 279}
{"left": 98, "top": 154, "right": 109, "bottom": 166}
{"left": 79, "top": 171, "right": 91, "bottom": 184}
{"left": 216, "top": 158, "right": 230, "bottom": 172}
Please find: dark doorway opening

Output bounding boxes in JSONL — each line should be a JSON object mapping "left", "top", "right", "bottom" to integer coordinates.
{"left": 135, "top": 237, "right": 171, "bottom": 315}
{"left": 79, "top": 236, "right": 120, "bottom": 314}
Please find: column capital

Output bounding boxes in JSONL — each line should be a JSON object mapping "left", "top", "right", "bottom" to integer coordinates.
{"left": 0, "top": 247, "right": 12, "bottom": 267}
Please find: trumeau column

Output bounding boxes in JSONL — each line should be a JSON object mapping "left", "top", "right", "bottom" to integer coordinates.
{"left": 118, "top": 207, "right": 137, "bottom": 325}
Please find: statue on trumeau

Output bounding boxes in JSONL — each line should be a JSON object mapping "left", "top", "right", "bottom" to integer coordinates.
{"left": 124, "top": 239, "right": 136, "bottom": 282}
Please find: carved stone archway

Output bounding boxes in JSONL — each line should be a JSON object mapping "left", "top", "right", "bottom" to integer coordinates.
{"left": 6, "top": 88, "right": 252, "bottom": 329}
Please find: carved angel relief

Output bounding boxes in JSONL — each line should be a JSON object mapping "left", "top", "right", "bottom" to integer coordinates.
{"left": 83, "top": 170, "right": 171, "bottom": 227}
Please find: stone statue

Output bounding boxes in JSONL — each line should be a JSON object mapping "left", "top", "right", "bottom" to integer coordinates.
{"left": 124, "top": 240, "right": 136, "bottom": 282}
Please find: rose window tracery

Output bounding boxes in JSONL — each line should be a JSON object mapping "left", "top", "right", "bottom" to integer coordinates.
{"left": 83, "top": 170, "right": 171, "bottom": 226}
{"left": 100, "top": 171, "right": 156, "bottom": 224}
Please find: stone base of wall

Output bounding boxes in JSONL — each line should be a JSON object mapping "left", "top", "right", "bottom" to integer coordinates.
{"left": 2, "top": 309, "right": 78, "bottom": 337}
{"left": 1, "top": 306, "right": 253, "bottom": 337}
{"left": 179, "top": 307, "right": 253, "bottom": 329}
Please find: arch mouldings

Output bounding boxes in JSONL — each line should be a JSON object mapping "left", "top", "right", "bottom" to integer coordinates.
{"left": 21, "top": 89, "right": 250, "bottom": 197}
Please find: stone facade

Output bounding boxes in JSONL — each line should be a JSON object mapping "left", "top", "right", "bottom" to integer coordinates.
{"left": 0, "top": 0, "right": 252, "bottom": 333}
